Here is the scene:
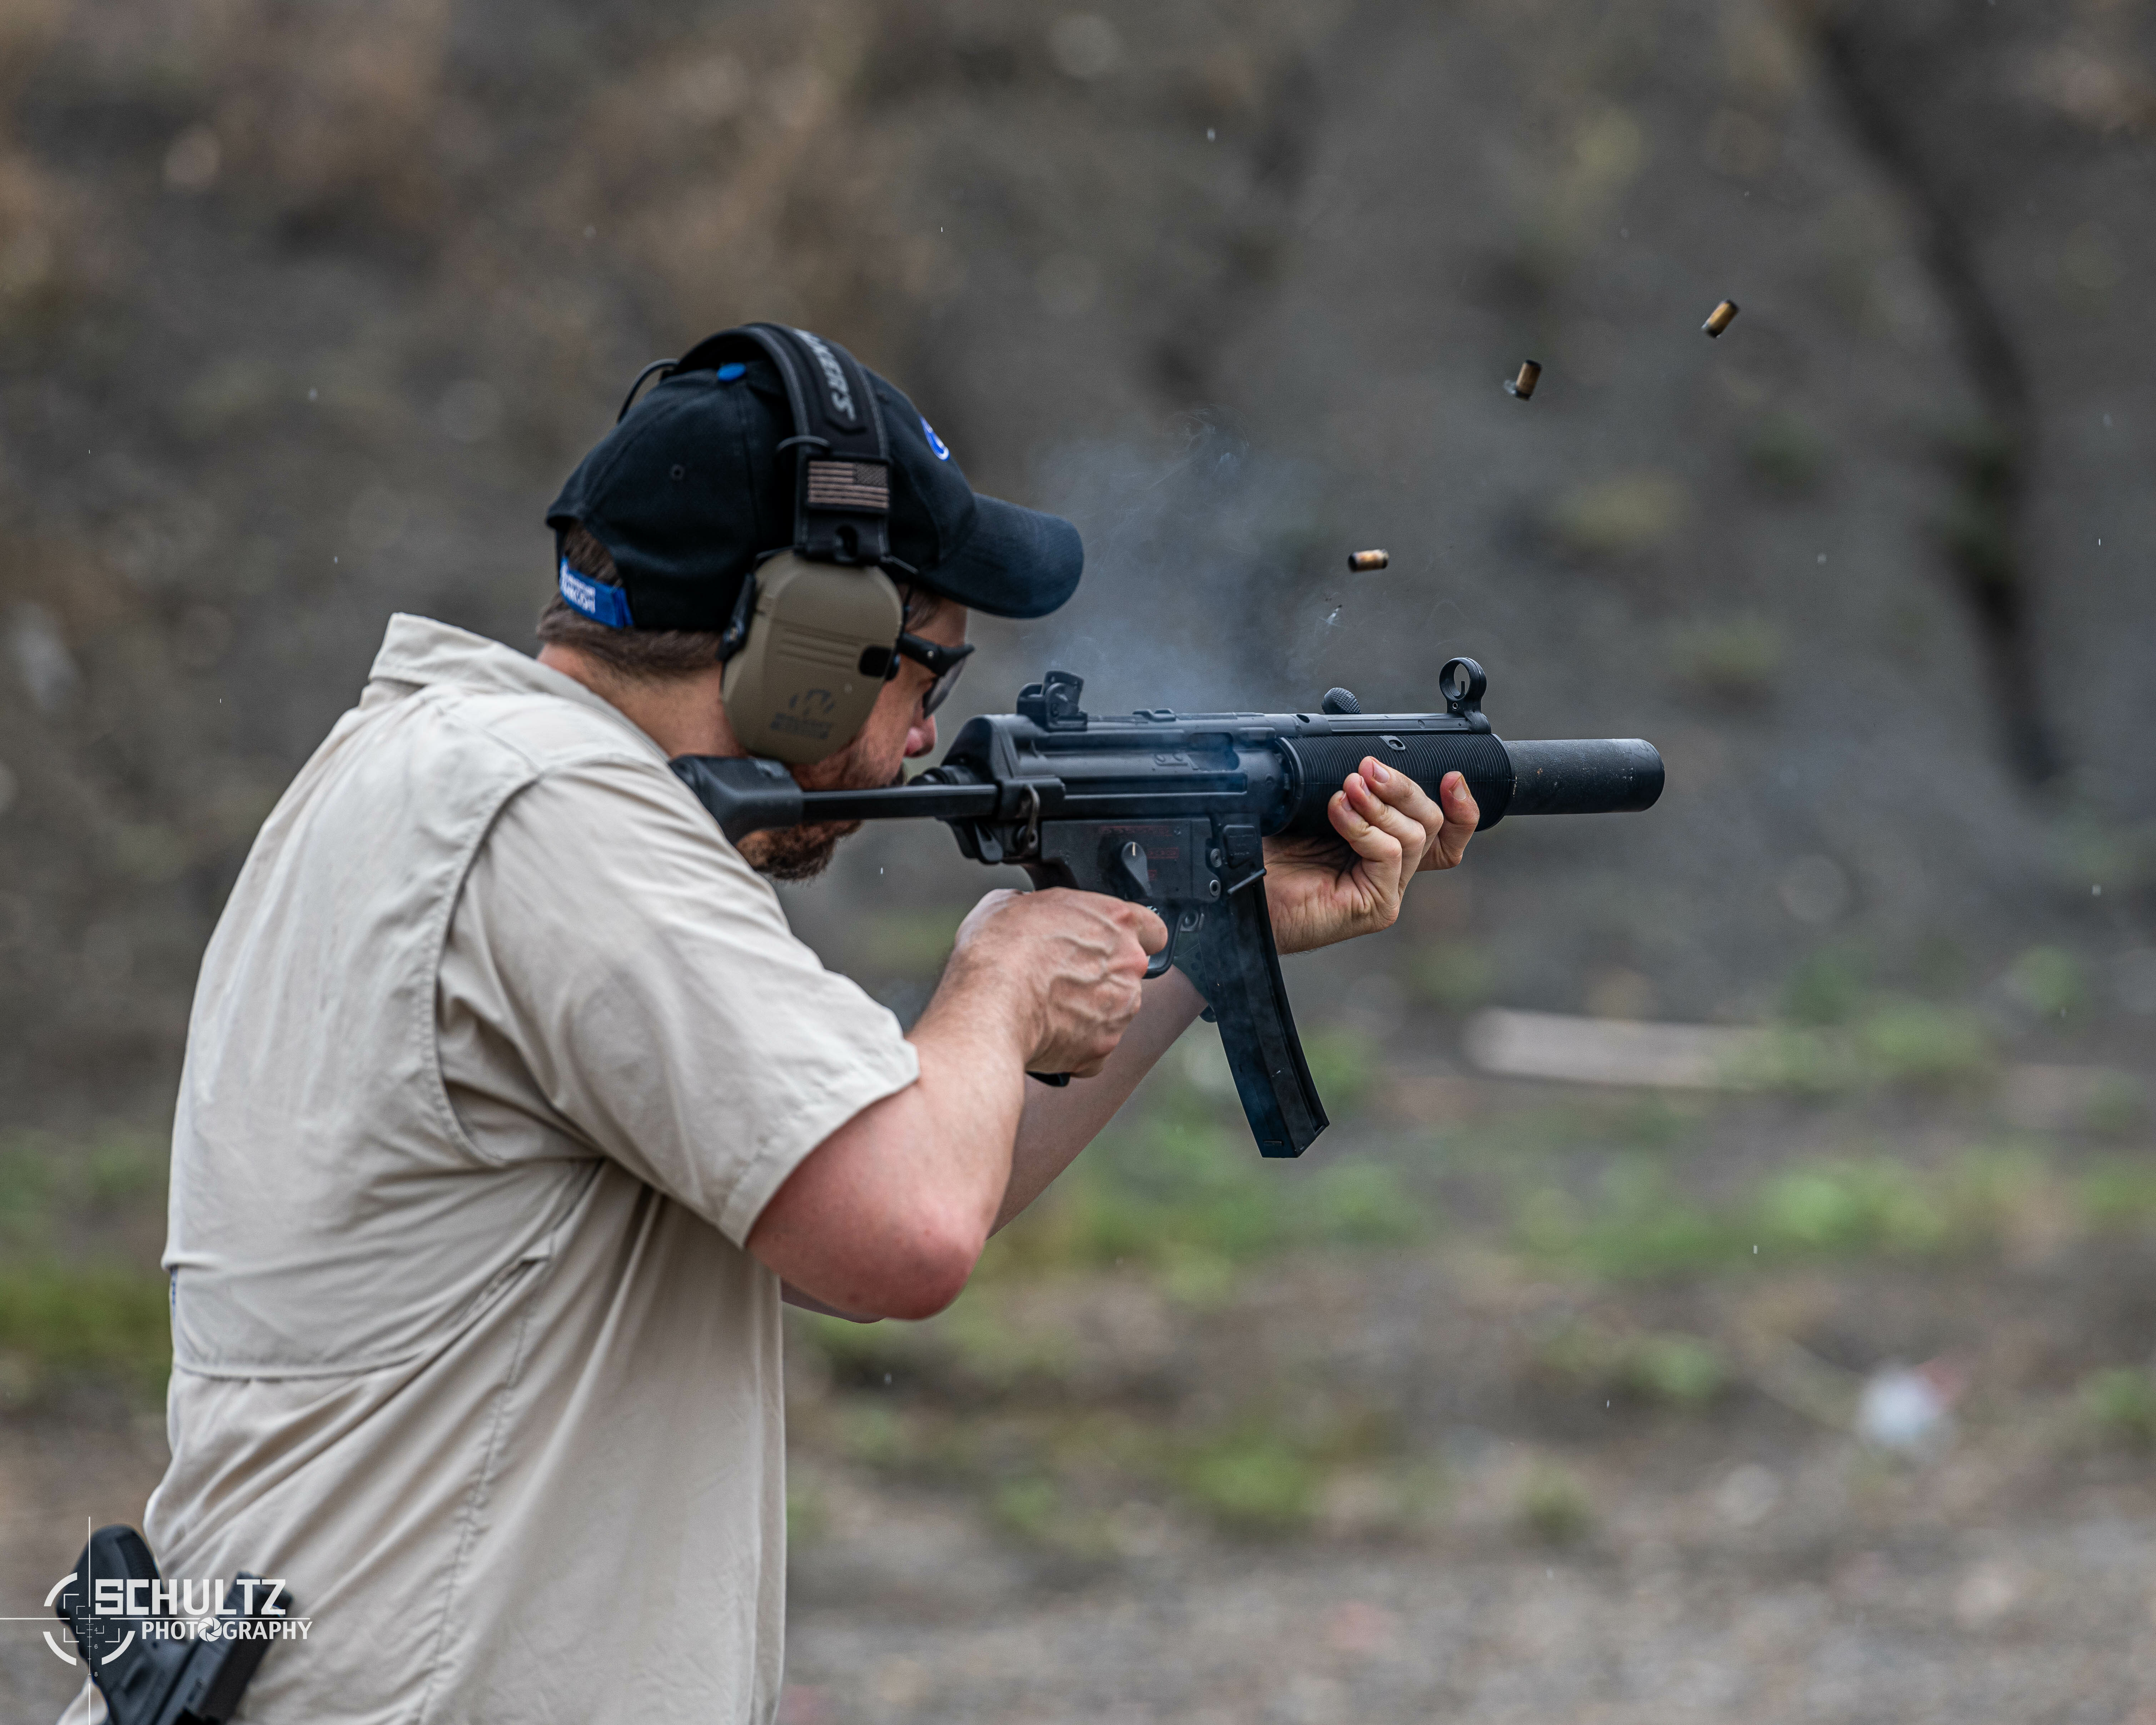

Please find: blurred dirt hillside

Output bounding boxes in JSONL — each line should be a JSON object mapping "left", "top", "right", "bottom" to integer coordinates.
{"left": 1, "top": 0, "right": 2152, "bottom": 1112}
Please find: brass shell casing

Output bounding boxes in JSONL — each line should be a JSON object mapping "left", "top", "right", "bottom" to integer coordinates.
{"left": 1505, "top": 360, "right": 1542, "bottom": 400}
{"left": 1703, "top": 299, "right": 1739, "bottom": 337}
{"left": 1347, "top": 550, "right": 1389, "bottom": 572}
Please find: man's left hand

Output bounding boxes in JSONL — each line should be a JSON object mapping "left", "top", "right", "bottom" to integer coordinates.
{"left": 1261, "top": 762, "right": 1479, "bottom": 955}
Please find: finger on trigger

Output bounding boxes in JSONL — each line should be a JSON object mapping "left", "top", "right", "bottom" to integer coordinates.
{"left": 1138, "top": 907, "right": 1169, "bottom": 953}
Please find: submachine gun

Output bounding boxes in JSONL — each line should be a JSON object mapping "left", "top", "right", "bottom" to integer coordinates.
{"left": 673, "top": 658, "right": 1662, "bottom": 1159}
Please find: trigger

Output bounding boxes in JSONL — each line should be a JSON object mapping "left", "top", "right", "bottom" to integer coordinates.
{"left": 1144, "top": 947, "right": 1174, "bottom": 980}
{"left": 1143, "top": 910, "right": 1183, "bottom": 980}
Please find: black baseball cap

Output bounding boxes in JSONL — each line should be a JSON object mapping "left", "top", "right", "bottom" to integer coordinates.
{"left": 545, "top": 345, "right": 1082, "bottom": 630}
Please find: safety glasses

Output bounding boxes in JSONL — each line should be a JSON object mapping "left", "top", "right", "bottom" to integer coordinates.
{"left": 888, "top": 632, "right": 974, "bottom": 716}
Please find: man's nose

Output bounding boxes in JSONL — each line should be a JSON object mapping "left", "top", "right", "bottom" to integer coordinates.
{"left": 905, "top": 713, "right": 938, "bottom": 758}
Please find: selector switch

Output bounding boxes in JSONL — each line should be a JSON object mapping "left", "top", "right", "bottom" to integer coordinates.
{"left": 1116, "top": 840, "right": 1152, "bottom": 900}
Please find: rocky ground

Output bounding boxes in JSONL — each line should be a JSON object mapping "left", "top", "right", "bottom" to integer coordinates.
{"left": 8, "top": 1030, "right": 2153, "bottom": 1723}
{"left": 773, "top": 1070, "right": 2156, "bottom": 1722}
{"left": 783, "top": 1484, "right": 2156, "bottom": 1724}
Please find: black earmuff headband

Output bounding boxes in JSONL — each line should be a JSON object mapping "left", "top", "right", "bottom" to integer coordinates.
{"left": 625, "top": 324, "right": 897, "bottom": 572}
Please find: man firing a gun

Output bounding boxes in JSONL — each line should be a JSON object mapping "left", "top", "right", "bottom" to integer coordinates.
{"left": 104, "top": 327, "right": 1481, "bottom": 1725}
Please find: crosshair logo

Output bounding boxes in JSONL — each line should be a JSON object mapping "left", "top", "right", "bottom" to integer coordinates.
{"left": 43, "top": 1568, "right": 130, "bottom": 1669}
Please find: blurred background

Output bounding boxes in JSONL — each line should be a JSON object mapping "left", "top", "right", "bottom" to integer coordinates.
{"left": 3, "top": 0, "right": 2154, "bottom": 1717}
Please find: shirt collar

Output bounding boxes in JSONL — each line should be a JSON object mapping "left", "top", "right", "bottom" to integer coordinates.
{"left": 366, "top": 614, "right": 665, "bottom": 758}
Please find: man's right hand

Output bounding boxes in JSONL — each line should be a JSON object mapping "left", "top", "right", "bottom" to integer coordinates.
{"left": 945, "top": 888, "right": 1167, "bottom": 1077}
{"left": 747, "top": 887, "right": 1165, "bottom": 1320}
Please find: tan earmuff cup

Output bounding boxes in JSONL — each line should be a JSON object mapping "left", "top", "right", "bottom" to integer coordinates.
{"left": 721, "top": 553, "right": 905, "bottom": 764}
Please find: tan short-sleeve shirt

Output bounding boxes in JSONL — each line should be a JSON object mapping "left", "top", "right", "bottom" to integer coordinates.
{"left": 123, "top": 615, "right": 919, "bottom": 1724}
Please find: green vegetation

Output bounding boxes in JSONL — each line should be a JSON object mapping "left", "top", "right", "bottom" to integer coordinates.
{"left": 1515, "top": 1175, "right": 1728, "bottom": 1281}
{"left": 1549, "top": 472, "right": 1687, "bottom": 560}
{"left": 828, "top": 1401, "right": 981, "bottom": 1481}
{"left": 0, "top": 1138, "right": 59, "bottom": 1241}
{"left": 0, "top": 1126, "right": 173, "bottom": 1405}
{"left": 1539, "top": 1321, "right": 1727, "bottom": 1408}
{"left": 1857, "top": 999, "right": 1993, "bottom": 1087}
{"left": 1670, "top": 616, "right": 1783, "bottom": 705}
{"left": 2009, "top": 945, "right": 2087, "bottom": 1020}
{"left": 85, "top": 1135, "right": 171, "bottom": 1210}
{"left": 785, "top": 1478, "right": 830, "bottom": 1547}
{"left": 1305, "top": 1163, "right": 1424, "bottom": 1248}
{"left": 1742, "top": 412, "right": 1830, "bottom": 494}
{"left": 1516, "top": 1461, "right": 1594, "bottom": 1545}
{"left": 990, "top": 1476, "right": 1067, "bottom": 1542}
{"left": 1175, "top": 1428, "right": 1322, "bottom": 1535}
{"left": 0, "top": 1263, "right": 171, "bottom": 1403}
{"left": 783, "top": 998, "right": 2156, "bottom": 1561}
{"left": 853, "top": 906, "right": 970, "bottom": 978}
{"left": 2079, "top": 1368, "right": 2156, "bottom": 1448}
{"left": 1782, "top": 946, "right": 1873, "bottom": 1027}
{"left": 2085, "top": 1075, "right": 2149, "bottom": 1139}
{"left": 1506, "top": 1146, "right": 2152, "bottom": 1283}
{"left": 1299, "top": 1030, "right": 1378, "bottom": 1120}
{"left": 809, "top": 1380, "right": 1412, "bottom": 1544}
{"left": 1758, "top": 1160, "right": 1950, "bottom": 1254}
{"left": 0, "top": 1125, "right": 169, "bottom": 1239}
{"left": 1735, "top": 997, "right": 1997, "bottom": 1096}
{"left": 980, "top": 1075, "right": 1431, "bottom": 1289}
{"left": 2074, "top": 1161, "right": 2156, "bottom": 1229}
{"left": 1406, "top": 940, "right": 1497, "bottom": 1013}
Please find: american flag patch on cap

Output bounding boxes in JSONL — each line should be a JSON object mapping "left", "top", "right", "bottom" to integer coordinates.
{"left": 804, "top": 460, "right": 890, "bottom": 513}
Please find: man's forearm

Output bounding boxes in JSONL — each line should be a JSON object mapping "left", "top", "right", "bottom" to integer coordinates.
{"left": 749, "top": 971, "right": 1033, "bottom": 1319}
{"left": 993, "top": 966, "right": 1207, "bottom": 1232}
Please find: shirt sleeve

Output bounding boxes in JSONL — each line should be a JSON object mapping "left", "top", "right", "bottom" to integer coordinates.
{"left": 436, "top": 755, "right": 921, "bottom": 1246}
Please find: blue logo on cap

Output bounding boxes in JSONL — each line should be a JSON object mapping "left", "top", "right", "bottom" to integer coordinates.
{"left": 716, "top": 362, "right": 747, "bottom": 382}
{"left": 920, "top": 416, "right": 951, "bottom": 461}
{"left": 559, "top": 559, "right": 635, "bottom": 629}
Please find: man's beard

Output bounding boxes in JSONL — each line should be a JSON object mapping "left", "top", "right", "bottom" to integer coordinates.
{"left": 736, "top": 746, "right": 905, "bottom": 882}
{"left": 740, "top": 819, "right": 860, "bottom": 882}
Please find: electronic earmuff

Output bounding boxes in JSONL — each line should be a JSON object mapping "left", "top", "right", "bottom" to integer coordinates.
{"left": 619, "top": 323, "right": 913, "bottom": 765}
{"left": 713, "top": 550, "right": 903, "bottom": 763}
